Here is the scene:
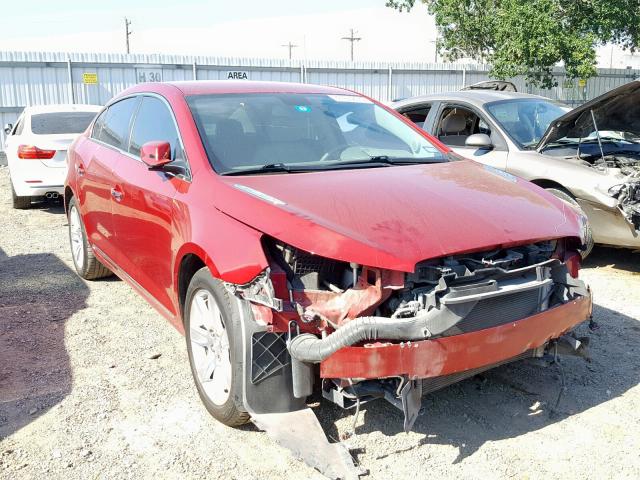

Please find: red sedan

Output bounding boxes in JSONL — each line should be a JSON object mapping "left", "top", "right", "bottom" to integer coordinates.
{"left": 65, "top": 81, "right": 591, "bottom": 477}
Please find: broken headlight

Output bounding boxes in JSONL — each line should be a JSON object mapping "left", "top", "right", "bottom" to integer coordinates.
{"left": 224, "top": 269, "right": 283, "bottom": 311}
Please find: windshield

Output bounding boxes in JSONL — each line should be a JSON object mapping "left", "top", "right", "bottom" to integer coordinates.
{"left": 30, "top": 112, "right": 97, "bottom": 135}
{"left": 485, "top": 99, "right": 569, "bottom": 149}
{"left": 187, "top": 93, "right": 447, "bottom": 174}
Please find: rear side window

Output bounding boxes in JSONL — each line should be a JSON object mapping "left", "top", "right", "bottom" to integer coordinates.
{"left": 13, "top": 117, "right": 25, "bottom": 135}
{"left": 91, "top": 109, "right": 107, "bottom": 140}
{"left": 401, "top": 105, "right": 431, "bottom": 129}
{"left": 97, "top": 98, "right": 139, "bottom": 149}
{"left": 30, "top": 112, "right": 97, "bottom": 135}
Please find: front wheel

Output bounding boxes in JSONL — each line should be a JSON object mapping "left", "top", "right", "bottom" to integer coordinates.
{"left": 185, "top": 268, "right": 249, "bottom": 427}
{"left": 546, "top": 187, "right": 594, "bottom": 259}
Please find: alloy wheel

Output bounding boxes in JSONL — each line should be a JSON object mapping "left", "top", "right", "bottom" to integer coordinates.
{"left": 189, "top": 289, "right": 232, "bottom": 405}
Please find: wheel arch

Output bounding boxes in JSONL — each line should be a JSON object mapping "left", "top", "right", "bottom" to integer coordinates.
{"left": 64, "top": 185, "right": 74, "bottom": 213}
{"left": 173, "top": 238, "right": 268, "bottom": 324}
{"left": 176, "top": 250, "right": 208, "bottom": 322}
{"left": 529, "top": 179, "right": 575, "bottom": 198}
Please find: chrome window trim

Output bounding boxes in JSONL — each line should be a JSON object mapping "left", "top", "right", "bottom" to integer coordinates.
{"left": 88, "top": 91, "right": 192, "bottom": 182}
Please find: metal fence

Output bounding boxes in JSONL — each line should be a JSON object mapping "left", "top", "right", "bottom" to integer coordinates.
{"left": 1, "top": 50, "right": 639, "bottom": 151}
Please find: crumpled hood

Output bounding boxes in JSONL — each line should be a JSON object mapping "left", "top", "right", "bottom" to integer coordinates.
{"left": 538, "top": 80, "right": 640, "bottom": 150}
{"left": 213, "top": 161, "right": 581, "bottom": 272}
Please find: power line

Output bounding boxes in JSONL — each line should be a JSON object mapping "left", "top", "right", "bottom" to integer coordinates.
{"left": 341, "top": 28, "right": 362, "bottom": 62}
{"left": 281, "top": 41, "right": 298, "bottom": 60}
{"left": 124, "top": 18, "right": 132, "bottom": 54}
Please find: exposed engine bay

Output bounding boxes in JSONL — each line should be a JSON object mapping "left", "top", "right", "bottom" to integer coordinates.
{"left": 265, "top": 238, "right": 584, "bottom": 339}
{"left": 580, "top": 152, "right": 640, "bottom": 231}
{"left": 232, "top": 238, "right": 591, "bottom": 479}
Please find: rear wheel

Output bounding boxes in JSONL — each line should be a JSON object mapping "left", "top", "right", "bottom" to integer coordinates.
{"left": 545, "top": 187, "right": 594, "bottom": 259}
{"left": 67, "top": 197, "right": 112, "bottom": 279}
{"left": 11, "top": 183, "right": 32, "bottom": 209}
{"left": 185, "top": 268, "right": 249, "bottom": 427}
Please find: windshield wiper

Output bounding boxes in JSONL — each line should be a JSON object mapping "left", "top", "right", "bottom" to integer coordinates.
{"left": 540, "top": 138, "right": 580, "bottom": 148}
{"left": 334, "top": 155, "right": 445, "bottom": 166}
{"left": 222, "top": 163, "right": 295, "bottom": 176}
{"left": 222, "top": 156, "right": 445, "bottom": 176}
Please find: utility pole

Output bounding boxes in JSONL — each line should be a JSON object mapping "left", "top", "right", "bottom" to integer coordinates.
{"left": 341, "top": 28, "right": 362, "bottom": 62}
{"left": 610, "top": 43, "right": 615, "bottom": 69}
{"left": 281, "top": 41, "right": 298, "bottom": 60}
{"left": 124, "top": 17, "right": 132, "bottom": 54}
{"left": 429, "top": 38, "right": 438, "bottom": 63}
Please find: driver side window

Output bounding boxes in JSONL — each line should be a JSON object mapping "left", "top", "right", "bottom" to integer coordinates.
{"left": 129, "top": 96, "right": 189, "bottom": 176}
{"left": 436, "top": 105, "right": 490, "bottom": 147}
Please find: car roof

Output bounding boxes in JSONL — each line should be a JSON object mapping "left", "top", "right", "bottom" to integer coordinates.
{"left": 128, "top": 80, "right": 357, "bottom": 97}
{"left": 394, "top": 90, "right": 551, "bottom": 108}
{"left": 23, "top": 104, "right": 103, "bottom": 114}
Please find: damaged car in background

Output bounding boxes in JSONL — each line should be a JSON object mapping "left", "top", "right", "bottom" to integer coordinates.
{"left": 394, "top": 80, "right": 640, "bottom": 255}
{"left": 64, "top": 80, "right": 593, "bottom": 479}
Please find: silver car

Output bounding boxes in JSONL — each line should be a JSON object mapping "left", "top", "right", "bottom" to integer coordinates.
{"left": 393, "top": 82, "right": 640, "bottom": 251}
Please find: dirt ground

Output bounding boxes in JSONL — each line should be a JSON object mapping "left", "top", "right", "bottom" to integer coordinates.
{"left": 1, "top": 165, "right": 639, "bottom": 480}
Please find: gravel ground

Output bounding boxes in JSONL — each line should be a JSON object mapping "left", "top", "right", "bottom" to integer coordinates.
{"left": 1, "top": 165, "right": 639, "bottom": 480}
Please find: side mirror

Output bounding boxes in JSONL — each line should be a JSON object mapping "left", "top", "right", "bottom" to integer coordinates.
{"left": 4, "top": 123, "right": 13, "bottom": 135}
{"left": 140, "top": 141, "right": 172, "bottom": 169}
{"left": 465, "top": 133, "right": 493, "bottom": 149}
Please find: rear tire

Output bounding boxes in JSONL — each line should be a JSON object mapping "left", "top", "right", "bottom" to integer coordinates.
{"left": 67, "top": 197, "right": 112, "bottom": 280}
{"left": 184, "top": 268, "right": 250, "bottom": 427}
{"left": 11, "top": 183, "right": 32, "bottom": 209}
{"left": 545, "top": 187, "right": 594, "bottom": 259}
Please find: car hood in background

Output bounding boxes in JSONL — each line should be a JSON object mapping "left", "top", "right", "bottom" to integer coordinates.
{"left": 213, "top": 162, "right": 581, "bottom": 272}
{"left": 537, "top": 80, "right": 640, "bottom": 151}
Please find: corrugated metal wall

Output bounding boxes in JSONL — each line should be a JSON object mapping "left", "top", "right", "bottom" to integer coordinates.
{"left": 1, "top": 51, "right": 638, "bottom": 151}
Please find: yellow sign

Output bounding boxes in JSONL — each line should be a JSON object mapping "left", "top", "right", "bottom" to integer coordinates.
{"left": 83, "top": 73, "right": 98, "bottom": 85}
{"left": 578, "top": 78, "right": 587, "bottom": 87}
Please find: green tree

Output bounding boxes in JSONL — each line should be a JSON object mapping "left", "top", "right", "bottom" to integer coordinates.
{"left": 387, "top": 0, "right": 640, "bottom": 88}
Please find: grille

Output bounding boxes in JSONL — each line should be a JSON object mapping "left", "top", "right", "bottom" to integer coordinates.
{"left": 292, "top": 250, "right": 334, "bottom": 276}
{"left": 442, "top": 288, "right": 542, "bottom": 336}
{"left": 421, "top": 349, "right": 535, "bottom": 394}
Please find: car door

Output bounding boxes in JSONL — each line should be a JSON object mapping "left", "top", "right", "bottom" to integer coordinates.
{"left": 432, "top": 103, "right": 509, "bottom": 170}
{"left": 110, "top": 95, "right": 191, "bottom": 315}
{"left": 77, "top": 97, "right": 139, "bottom": 261}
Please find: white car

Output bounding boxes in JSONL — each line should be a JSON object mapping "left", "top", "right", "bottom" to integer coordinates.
{"left": 4, "top": 104, "right": 102, "bottom": 209}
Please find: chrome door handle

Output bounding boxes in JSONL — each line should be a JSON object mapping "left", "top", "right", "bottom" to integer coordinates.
{"left": 110, "top": 187, "right": 123, "bottom": 202}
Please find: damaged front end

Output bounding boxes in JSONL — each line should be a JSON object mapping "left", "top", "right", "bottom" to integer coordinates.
{"left": 535, "top": 79, "right": 640, "bottom": 236}
{"left": 608, "top": 172, "right": 640, "bottom": 232}
{"left": 577, "top": 152, "right": 640, "bottom": 233}
{"left": 226, "top": 237, "right": 592, "bottom": 479}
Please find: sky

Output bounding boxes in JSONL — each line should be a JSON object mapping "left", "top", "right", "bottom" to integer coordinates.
{"left": 0, "top": 0, "right": 636, "bottom": 67}
{"left": 0, "top": 0, "right": 440, "bottom": 62}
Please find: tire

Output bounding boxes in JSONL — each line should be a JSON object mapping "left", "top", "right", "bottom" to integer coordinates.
{"left": 546, "top": 187, "right": 594, "bottom": 259}
{"left": 67, "top": 197, "right": 112, "bottom": 280}
{"left": 184, "top": 268, "right": 250, "bottom": 427}
{"left": 11, "top": 183, "right": 32, "bottom": 209}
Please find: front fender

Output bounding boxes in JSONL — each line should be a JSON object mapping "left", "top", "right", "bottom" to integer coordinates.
{"left": 173, "top": 208, "right": 268, "bottom": 293}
